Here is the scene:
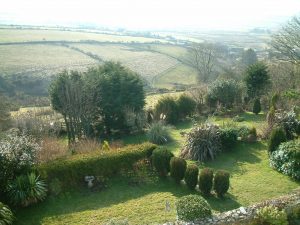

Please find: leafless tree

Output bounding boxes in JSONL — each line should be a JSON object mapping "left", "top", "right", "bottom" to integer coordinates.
{"left": 272, "top": 16, "right": 300, "bottom": 64}
{"left": 187, "top": 43, "right": 217, "bottom": 83}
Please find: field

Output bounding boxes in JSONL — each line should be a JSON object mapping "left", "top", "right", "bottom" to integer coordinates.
{"left": 0, "top": 26, "right": 270, "bottom": 101}
{"left": 14, "top": 112, "right": 299, "bottom": 225}
{"left": 0, "top": 29, "right": 166, "bottom": 44}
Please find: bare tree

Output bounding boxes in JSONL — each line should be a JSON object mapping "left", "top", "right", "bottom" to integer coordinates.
{"left": 272, "top": 16, "right": 300, "bottom": 64}
{"left": 187, "top": 43, "right": 217, "bottom": 83}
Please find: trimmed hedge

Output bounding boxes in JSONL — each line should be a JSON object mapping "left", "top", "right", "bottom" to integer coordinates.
{"left": 170, "top": 157, "right": 187, "bottom": 183}
{"left": 151, "top": 147, "right": 174, "bottom": 177}
{"left": 214, "top": 170, "right": 230, "bottom": 197}
{"left": 199, "top": 168, "right": 214, "bottom": 195}
{"left": 38, "top": 143, "right": 156, "bottom": 189}
{"left": 184, "top": 164, "right": 199, "bottom": 190}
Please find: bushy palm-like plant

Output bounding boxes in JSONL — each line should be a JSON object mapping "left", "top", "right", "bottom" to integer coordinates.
{"left": 0, "top": 202, "right": 14, "bottom": 225}
{"left": 8, "top": 173, "right": 47, "bottom": 207}
{"left": 181, "top": 123, "right": 221, "bottom": 162}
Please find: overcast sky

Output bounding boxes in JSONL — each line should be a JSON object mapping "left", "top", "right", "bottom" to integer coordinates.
{"left": 1, "top": 0, "right": 300, "bottom": 30}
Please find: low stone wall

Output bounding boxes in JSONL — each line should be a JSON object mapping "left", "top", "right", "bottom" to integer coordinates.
{"left": 166, "top": 189, "right": 300, "bottom": 225}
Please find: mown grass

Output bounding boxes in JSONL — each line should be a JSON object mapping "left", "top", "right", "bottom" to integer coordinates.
{"left": 14, "top": 112, "right": 299, "bottom": 225}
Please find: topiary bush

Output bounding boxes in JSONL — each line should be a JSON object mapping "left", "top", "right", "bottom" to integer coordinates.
{"left": 154, "top": 96, "right": 178, "bottom": 124}
{"left": 213, "top": 170, "right": 230, "bottom": 197}
{"left": 0, "top": 202, "right": 14, "bottom": 225}
{"left": 146, "top": 121, "right": 172, "bottom": 145}
{"left": 176, "top": 94, "right": 196, "bottom": 119}
{"left": 7, "top": 172, "right": 47, "bottom": 207}
{"left": 268, "top": 127, "right": 287, "bottom": 153}
{"left": 270, "top": 139, "right": 300, "bottom": 180}
{"left": 176, "top": 194, "right": 212, "bottom": 221}
{"left": 170, "top": 157, "right": 187, "bottom": 183}
{"left": 253, "top": 98, "right": 261, "bottom": 115}
{"left": 184, "top": 164, "right": 199, "bottom": 190}
{"left": 181, "top": 123, "right": 221, "bottom": 162}
{"left": 198, "top": 168, "right": 213, "bottom": 195}
{"left": 255, "top": 205, "right": 288, "bottom": 225}
{"left": 151, "top": 147, "right": 174, "bottom": 177}
{"left": 219, "top": 128, "right": 238, "bottom": 151}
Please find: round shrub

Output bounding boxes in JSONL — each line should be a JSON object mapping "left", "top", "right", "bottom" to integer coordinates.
{"left": 147, "top": 121, "right": 172, "bottom": 145}
{"left": 154, "top": 96, "right": 178, "bottom": 124}
{"left": 213, "top": 170, "right": 230, "bottom": 197}
{"left": 253, "top": 98, "right": 261, "bottom": 115}
{"left": 184, "top": 164, "right": 199, "bottom": 190}
{"left": 170, "top": 157, "right": 187, "bottom": 183}
{"left": 151, "top": 147, "right": 174, "bottom": 177}
{"left": 176, "top": 195, "right": 212, "bottom": 221}
{"left": 7, "top": 172, "right": 47, "bottom": 207}
{"left": 176, "top": 94, "right": 196, "bottom": 118}
{"left": 181, "top": 124, "right": 221, "bottom": 162}
{"left": 270, "top": 139, "right": 300, "bottom": 180}
{"left": 268, "top": 127, "right": 287, "bottom": 153}
{"left": 219, "top": 128, "right": 238, "bottom": 151}
{"left": 198, "top": 168, "right": 213, "bottom": 195}
{"left": 0, "top": 202, "right": 14, "bottom": 225}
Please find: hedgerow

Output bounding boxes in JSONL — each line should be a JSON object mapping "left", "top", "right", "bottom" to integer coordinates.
{"left": 38, "top": 143, "right": 156, "bottom": 189}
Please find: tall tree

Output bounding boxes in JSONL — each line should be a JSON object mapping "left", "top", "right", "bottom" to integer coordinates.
{"left": 272, "top": 16, "right": 300, "bottom": 64}
{"left": 49, "top": 70, "right": 86, "bottom": 143}
{"left": 187, "top": 43, "right": 217, "bottom": 83}
{"left": 244, "top": 62, "right": 270, "bottom": 99}
{"left": 85, "top": 62, "right": 145, "bottom": 135}
{"left": 241, "top": 48, "right": 258, "bottom": 66}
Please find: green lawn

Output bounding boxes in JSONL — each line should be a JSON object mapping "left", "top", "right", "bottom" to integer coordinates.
{"left": 14, "top": 113, "right": 299, "bottom": 225}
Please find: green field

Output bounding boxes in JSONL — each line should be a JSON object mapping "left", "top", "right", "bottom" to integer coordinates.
{"left": 0, "top": 29, "right": 166, "bottom": 44}
{"left": 14, "top": 112, "right": 299, "bottom": 225}
{"left": 0, "top": 44, "right": 97, "bottom": 77}
{"left": 0, "top": 28, "right": 196, "bottom": 90}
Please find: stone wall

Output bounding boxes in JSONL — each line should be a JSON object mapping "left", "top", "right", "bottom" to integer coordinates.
{"left": 165, "top": 189, "right": 300, "bottom": 225}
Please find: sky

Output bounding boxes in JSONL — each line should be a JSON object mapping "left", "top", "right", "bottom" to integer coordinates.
{"left": 0, "top": 0, "right": 300, "bottom": 31}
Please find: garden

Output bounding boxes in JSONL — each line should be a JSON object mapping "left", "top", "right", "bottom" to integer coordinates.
{"left": 1, "top": 47, "right": 300, "bottom": 225}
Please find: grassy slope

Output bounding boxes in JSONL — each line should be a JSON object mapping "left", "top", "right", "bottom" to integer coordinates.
{"left": 0, "top": 44, "right": 97, "bottom": 76}
{"left": 15, "top": 112, "right": 299, "bottom": 225}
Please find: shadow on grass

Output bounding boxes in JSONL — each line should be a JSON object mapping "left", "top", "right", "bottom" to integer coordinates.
{"left": 15, "top": 175, "right": 240, "bottom": 225}
{"left": 203, "top": 141, "right": 265, "bottom": 175}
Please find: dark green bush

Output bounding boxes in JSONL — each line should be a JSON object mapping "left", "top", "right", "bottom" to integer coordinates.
{"left": 253, "top": 98, "right": 261, "bottom": 115}
{"left": 184, "top": 164, "right": 199, "bottom": 190}
{"left": 39, "top": 143, "right": 156, "bottom": 189}
{"left": 176, "top": 94, "right": 196, "bottom": 118}
{"left": 154, "top": 96, "right": 178, "bottom": 124}
{"left": 0, "top": 202, "right": 14, "bottom": 225}
{"left": 219, "top": 128, "right": 238, "bottom": 151}
{"left": 170, "top": 157, "right": 187, "bottom": 183}
{"left": 268, "top": 127, "right": 287, "bottom": 153}
{"left": 213, "top": 170, "right": 230, "bottom": 197}
{"left": 151, "top": 147, "right": 174, "bottom": 177}
{"left": 176, "top": 194, "right": 212, "bottom": 221}
{"left": 198, "top": 168, "right": 213, "bottom": 195}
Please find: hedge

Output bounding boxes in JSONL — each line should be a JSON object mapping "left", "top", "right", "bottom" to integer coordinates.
{"left": 38, "top": 143, "right": 156, "bottom": 189}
